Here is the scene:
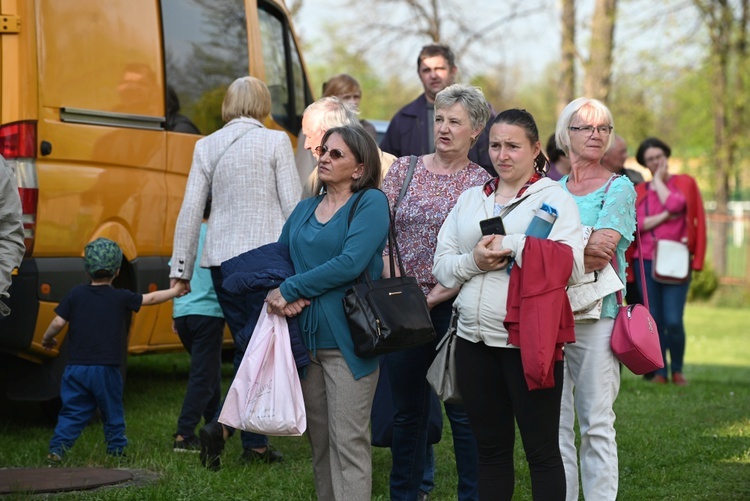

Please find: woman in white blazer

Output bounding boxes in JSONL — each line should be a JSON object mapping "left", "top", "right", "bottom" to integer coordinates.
{"left": 170, "top": 76, "right": 301, "bottom": 470}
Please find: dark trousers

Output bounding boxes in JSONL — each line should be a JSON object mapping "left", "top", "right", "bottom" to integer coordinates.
{"left": 49, "top": 365, "right": 127, "bottom": 456}
{"left": 455, "top": 339, "right": 565, "bottom": 501}
{"left": 210, "top": 267, "right": 268, "bottom": 449}
{"left": 386, "top": 300, "right": 479, "bottom": 501}
{"left": 175, "top": 314, "right": 225, "bottom": 438}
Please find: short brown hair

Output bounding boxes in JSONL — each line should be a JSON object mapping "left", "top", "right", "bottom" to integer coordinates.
{"left": 322, "top": 74, "right": 361, "bottom": 98}
{"left": 222, "top": 76, "right": 271, "bottom": 122}
{"left": 417, "top": 44, "right": 456, "bottom": 71}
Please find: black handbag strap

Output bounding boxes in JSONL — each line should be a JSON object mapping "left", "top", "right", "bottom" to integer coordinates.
{"left": 347, "top": 189, "right": 405, "bottom": 282}
{"left": 345, "top": 154, "right": 419, "bottom": 282}
{"left": 395, "top": 155, "right": 418, "bottom": 210}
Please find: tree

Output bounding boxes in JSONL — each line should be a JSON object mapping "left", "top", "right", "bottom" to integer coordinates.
{"left": 693, "top": 0, "right": 750, "bottom": 275}
{"left": 339, "top": 0, "right": 548, "bottom": 79}
{"left": 584, "top": 0, "right": 618, "bottom": 102}
{"left": 558, "top": 0, "right": 576, "bottom": 113}
{"left": 555, "top": 0, "right": 617, "bottom": 106}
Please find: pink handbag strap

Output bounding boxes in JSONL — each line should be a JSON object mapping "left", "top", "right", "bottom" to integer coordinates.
{"left": 611, "top": 227, "right": 649, "bottom": 311}
{"left": 600, "top": 175, "right": 650, "bottom": 311}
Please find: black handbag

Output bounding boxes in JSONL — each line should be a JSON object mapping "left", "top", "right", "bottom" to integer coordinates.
{"left": 343, "top": 188, "right": 436, "bottom": 358}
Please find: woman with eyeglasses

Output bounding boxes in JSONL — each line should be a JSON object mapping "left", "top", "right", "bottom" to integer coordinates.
{"left": 266, "top": 125, "right": 390, "bottom": 501}
{"left": 380, "top": 83, "right": 491, "bottom": 501}
{"left": 632, "top": 137, "right": 706, "bottom": 385}
{"left": 555, "top": 98, "right": 636, "bottom": 501}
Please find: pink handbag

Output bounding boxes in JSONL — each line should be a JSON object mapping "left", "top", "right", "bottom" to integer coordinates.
{"left": 610, "top": 229, "right": 664, "bottom": 375}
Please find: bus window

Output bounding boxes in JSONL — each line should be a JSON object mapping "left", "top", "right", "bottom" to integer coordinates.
{"left": 259, "top": 4, "right": 311, "bottom": 133}
{"left": 160, "top": 0, "right": 250, "bottom": 135}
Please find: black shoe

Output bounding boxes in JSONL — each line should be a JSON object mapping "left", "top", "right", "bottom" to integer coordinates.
{"left": 199, "top": 421, "right": 225, "bottom": 471}
{"left": 240, "top": 445, "right": 283, "bottom": 464}
{"left": 173, "top": 434, "right": 201, "bottom": 453}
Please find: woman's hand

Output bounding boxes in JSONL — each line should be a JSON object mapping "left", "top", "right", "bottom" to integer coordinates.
{"left": 654, "top": 158, "right": 669, "bottom": 182}
{"left": 473, "top": 235, "right": 512, "bottom": 272}
{"left": 266, "top": 288, "right": 310, "bottom": 317}
{"left": 584, "top": 229, "right": 619, "bottom": 273}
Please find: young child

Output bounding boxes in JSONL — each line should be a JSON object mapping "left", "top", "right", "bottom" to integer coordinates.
{"left": 42, "top": 237, "right": 186, "bottom": 463}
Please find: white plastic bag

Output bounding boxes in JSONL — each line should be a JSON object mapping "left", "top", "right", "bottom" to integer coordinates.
{"left": 219, "top": 309, "right": 306, "bottom": 436}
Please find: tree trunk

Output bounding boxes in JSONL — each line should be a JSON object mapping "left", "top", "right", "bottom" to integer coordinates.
{"left": 704, "top": 0, "right": 732, "bottom": 275}
{"left": 558, "top": 0, "right": 576, "bottom": 114}
{"left": 584, "top": 0, "right": 617, "bottom": 103}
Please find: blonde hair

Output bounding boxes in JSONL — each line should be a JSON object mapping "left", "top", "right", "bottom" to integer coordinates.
{"left": 222, "top": 76, "right": 271, "bottom": 122}
{"left": 322, "top": 74, "right": 361, "bottom": 98}
{"left": 555, "top": 97, "right": 614, "bottom": 156}
{"left": 304, "top": 97, "right": 359, "bottom": 131}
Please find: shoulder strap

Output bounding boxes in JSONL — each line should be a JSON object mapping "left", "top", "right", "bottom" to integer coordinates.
{"left": 213, "top": 126, "right": 257, "bottom": 170}
{"left": 395, "top": 155, "right": 418, "bottom": 210}
{"left": 612, "top": 228, "right": 649, "bottom": 311}
{"left": 347, "top": 189, "right": 369, "bottom": 226}
{"left": 347, "top": 188, "right": 405, "bottom": 280}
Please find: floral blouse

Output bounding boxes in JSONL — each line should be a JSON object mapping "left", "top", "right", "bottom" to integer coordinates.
{"left": 382, "top": 155, "right": 491, "bottom": 296}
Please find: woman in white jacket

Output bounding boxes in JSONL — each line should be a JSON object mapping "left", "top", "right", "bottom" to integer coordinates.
{"left": 433, "top": 109, "right": 584, "bottom": 500}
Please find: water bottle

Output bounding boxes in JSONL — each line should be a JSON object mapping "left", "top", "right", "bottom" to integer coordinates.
{"left": 525, "top": 203, "right": 558, "bottom": 239}
{"left": 508, "top": 204, "right": 559, "bottom": 274}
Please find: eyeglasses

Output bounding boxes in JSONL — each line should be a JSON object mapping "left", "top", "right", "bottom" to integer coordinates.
{"left": 315, "top": 145, "right": 346, "bottom": 160}
{"left": 569, "top": 125, "right": 614, "bottom": 136}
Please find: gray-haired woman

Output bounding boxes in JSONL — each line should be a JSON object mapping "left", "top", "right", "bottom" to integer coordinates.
{"left": 381, "top": 83, "right": 491, "bottom": 501}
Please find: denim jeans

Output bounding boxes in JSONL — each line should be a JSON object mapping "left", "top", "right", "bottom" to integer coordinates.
{"left": 49, "top": 365, "right": 127, "bottom": 456}
{"left": 174, "top": 314, "right": 225, "bottom": 438}
{"left": 386, "top": 300, "right": 479, "bottom": 501}
{"left": 634, "top": 260, "right": 691, "bottom": 377}
{"left": 210, "top": 267, "right": 268, "bottom": 449}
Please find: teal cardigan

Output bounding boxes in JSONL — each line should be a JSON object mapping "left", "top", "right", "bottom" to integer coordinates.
{"left": 279, "top": 189, "right": 390, "bottom": 379}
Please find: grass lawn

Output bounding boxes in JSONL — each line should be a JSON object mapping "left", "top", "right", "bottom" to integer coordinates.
{"left": 0, "top": 303, "right": 748, "bottom": 499}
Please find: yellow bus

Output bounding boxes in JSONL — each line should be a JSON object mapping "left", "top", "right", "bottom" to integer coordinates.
{"left": 0, "top": 0, "right": 312, "bottom": 402}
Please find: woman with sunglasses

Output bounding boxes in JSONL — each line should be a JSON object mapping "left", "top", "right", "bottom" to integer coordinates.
{"left": 555, "top": 98, "right": 636, "bottom": 501}
{"left": 380, "top": 83, "right": 491, "bottom": 501}
{"left": 267, "top": 125, "right": 390, "bottom": 501}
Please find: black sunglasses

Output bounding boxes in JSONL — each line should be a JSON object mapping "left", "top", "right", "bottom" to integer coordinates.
{"left": 315, "top": 145, "right": 346, "bottom": 160}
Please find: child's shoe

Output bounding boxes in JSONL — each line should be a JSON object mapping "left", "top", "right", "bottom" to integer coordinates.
{"left": 46, "top": 452, "right": 62, "bottom": 465}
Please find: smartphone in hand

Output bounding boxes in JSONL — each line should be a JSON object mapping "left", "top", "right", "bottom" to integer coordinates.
{"left": 479, "top": 216, "right": 505, "bottom": 236}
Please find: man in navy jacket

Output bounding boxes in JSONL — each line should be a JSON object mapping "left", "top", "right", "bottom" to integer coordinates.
{"left": 380, "top": 44, "right": 496, "bottom": 176}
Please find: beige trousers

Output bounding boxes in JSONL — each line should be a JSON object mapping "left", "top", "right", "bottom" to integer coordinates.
{"left": 301, "top": 349, "right": 379, "bottom": 501}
